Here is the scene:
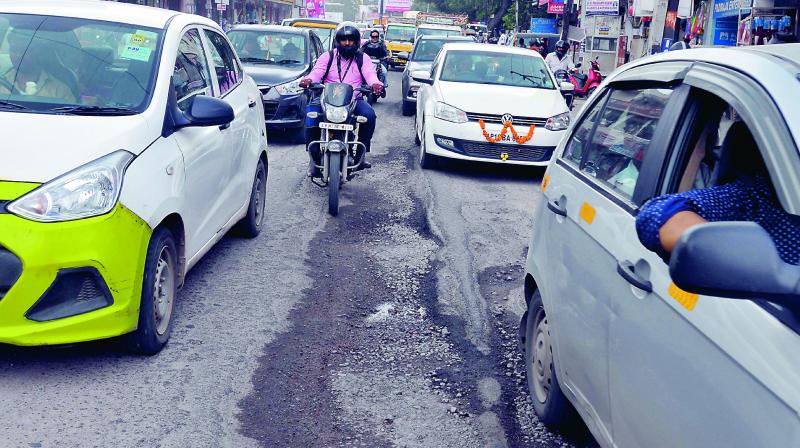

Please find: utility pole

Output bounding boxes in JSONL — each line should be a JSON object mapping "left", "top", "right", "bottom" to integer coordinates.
{"left": 560, "top": 0, "right": 574, "bottom": 39}
{"left": 378, "top": 0, "right": 384, "bottom": 27}
{"left": 515, "top": 0, "right": 519, "bottom": 32}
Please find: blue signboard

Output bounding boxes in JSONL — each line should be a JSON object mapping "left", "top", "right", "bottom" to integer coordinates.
{"left": 713, "top": 22, "right": 739, "bottom": 45}
{"left": 530, "top": 18, "right": 558, "bottom": 34}
{"left": 713, "top": 0, "right": 752, "bottom": 19}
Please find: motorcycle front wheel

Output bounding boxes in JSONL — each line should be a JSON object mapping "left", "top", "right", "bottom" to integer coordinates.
{"left": 327, "top": 152, "right": 341, "bottom": 216}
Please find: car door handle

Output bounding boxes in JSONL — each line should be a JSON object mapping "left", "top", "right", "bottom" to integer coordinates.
{"left": 547, "top": 199, "right": 567, "bottom": 217}
{"left": 248, "top": 98, "right": 257, "bottom": 108}
{"left": 617, "top": 260, "right": 653, "bottom": 293}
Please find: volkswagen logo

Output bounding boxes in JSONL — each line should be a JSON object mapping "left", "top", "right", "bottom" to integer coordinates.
{"left": 501, "top": 114, "right": 514, "bottom": 126}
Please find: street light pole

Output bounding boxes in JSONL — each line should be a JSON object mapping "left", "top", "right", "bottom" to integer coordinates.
{"left": 515, "top": 0, "right": 519, "bottom": 32}
{"left": 561, "top": 0, "right": 573, "bottom": 40}
{"left": 379, "top": 0, "right": 384, "bottom": 27}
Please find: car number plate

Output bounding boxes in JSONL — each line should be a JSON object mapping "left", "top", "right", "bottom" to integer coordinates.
{"left": 487, "top": 132, "right": 516, "bottom": 143}
{"left": 320, "top": 122, "right": 354, "bottom": 131}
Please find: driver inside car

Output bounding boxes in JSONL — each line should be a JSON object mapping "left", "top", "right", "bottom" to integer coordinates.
{"left": 1, "top": 28, "right": 77, "bottom": 103}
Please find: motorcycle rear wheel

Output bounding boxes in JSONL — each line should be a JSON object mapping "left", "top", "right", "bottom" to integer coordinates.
{"left": 328, "top": 152, "right": 341, "bottom": 216}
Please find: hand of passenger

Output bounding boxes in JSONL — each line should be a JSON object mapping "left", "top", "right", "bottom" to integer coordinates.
{"left": 372, "top": 83, "right": 383, "bottom": 96}
{"left": 299, "top": 78, "right": 312, "bottom": 89}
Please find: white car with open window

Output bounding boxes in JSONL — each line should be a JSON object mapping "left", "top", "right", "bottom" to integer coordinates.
{"left": 413, "top": 43, "right": 573, "bottom": 168}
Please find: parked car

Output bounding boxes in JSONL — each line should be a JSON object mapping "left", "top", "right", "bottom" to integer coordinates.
{"left": 521, "top": 45, "right": 800, "bottom": 447}
{"left": 228, "top": 25, "right": 324, "bottom": 141}
{"left": 282, "top": 17, "right": 339, "bottom": 50}
{"left": 0, "top": 1, "right": 268, "bottom": 354}
{"left": 401, "top": 35, "right": 473, "bottom": 116}
{"left": 413, "top": 43, "right": 572, "bottom": 168}
{"left": 415, "top": 23, "right": 463, "bottom": 40}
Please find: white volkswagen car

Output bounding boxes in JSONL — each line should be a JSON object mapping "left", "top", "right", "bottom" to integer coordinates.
{"left": 413, "top": 43, "right": 573, "bottom": 168}
{"left": 522, "top": 45, "right": 800, "bottom": 446}
{"left": 0, "top": 1, "right": 267, "bottom": 354}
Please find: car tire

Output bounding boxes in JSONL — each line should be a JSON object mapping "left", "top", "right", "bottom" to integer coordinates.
{"left": 419, "top": 123, "right": 437, "bottom": 170}
{"left": 235, "top": 158, "right": 267, "bottom": 238}
{"left": 414, "top": 115, "right": 421, "bottom": 146}
{"left": 402, "top": 100, "right": 414, "bottom": 116}
{"left": 524, "top": 289, "right": 578, "bottom": 427}
{"left": 127, "top": 227, "right": 178, "bottom": 355}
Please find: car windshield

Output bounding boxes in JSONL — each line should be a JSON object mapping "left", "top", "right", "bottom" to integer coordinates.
{"left": 440, "top": 50, "right": 554, "bottom": 89}
{"left": 0, "top": 13, "right": 162, "bottom": 114}
{"left": 385, "top": 25, "right": 415, "bottom": 42}
{"left": 229, "top": 30, "right": 307, "bottom": 65}
{"left": 417, "top": 28, "right": 461, "bottom": 37}
{"left": 411, "top": 39, "right": 450, "bottom": 61}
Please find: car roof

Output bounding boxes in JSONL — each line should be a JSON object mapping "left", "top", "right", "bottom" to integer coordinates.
{"left": 418, "top": 24, "right": 461, "bottom": 29}
{"left": 0, "top": 0, "right": 184, "bottom": 29}
{"left": 230, "top": 24, "right": 309, "bottom": 35}
{"left": 442, "top": 42, "right": 538, "bottom": 56}
{"left": 285, "top": 18, "right": 339, "bottom": 26}
{"left": 418, "top": 35, "right": 473, "bottom": 41}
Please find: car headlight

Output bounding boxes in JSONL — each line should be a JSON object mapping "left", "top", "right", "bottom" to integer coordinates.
{"left": 435, "top": 102, "right": 468, "bottom": 124}
{"left": 274, "top": 78, "right": 304, "bottom": 95}
{"left": 545, "top": 112, "right": 571, "bottom": 131}
{"left": 7, "top": 150, "right": 134, "bottom": 222}
{"left": 325, "top": 105, "right": 349, "bottom": 123}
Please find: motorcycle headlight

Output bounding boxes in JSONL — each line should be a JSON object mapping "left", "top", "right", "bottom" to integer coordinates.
{"left": 434, "top": 102, "right": 468, "bottom": 124}
{"left": 7, "top": 150, "right": 134, "bottom": 222}
{"left": 274, "top": 78, "right": 304, "bottom": 95}
{"left": 325, "top": 105, "right": 349, "bottom": 123}
{"left": 545, "top": 112, "right": 571, "bottom": 131}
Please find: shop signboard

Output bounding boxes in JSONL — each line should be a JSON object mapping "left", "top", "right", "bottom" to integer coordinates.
{"left": 306, "top": 0, "right": 325, "bottom": 17}
{"left": 216, "top": 3, "right": 226, "bottom": 11}
{"left": 385, "top": 0, "right": 412, "bottom": 13}
{"left": 617, "top": 35, "right": 627, "bottom": 66}
{"left": 530, "top": 18, "right": 558, "bottom": 34}
{"left": 547, "top": 0, "right": 565, "bottom": 14}
{"left": 586, "top": 0, "right": 619, "bottom": 15}
{"left": 713, "top": 0, "right": 752, "bottom": 18}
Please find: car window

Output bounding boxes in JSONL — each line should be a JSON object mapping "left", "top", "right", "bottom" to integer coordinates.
{"left": 439, "top": 50, "right": 554, "bottom": 89}
{"left": 0, "top": 13, "right": 162, "bottom": 113}
{"left": 580, "top": 87, "right": 673, "bottom": 200}
{"left": 412, "top": 39, "right": 448, "bottom": 61}
{"left": 562, "top": 90, "right": 608, "bottom": 165}
{"left": 174, "top": 29, "right": 212, "bottom": 111}
{"left": 228, "top": 30, "right": 308, "bottom": 66}
{"left": 203, "top": 29, "right": 241, "bottom": 97}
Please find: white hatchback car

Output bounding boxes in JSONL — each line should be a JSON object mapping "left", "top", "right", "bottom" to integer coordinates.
{"left": 413, "top": 43, "right": 573, "bottom": 168}
{"left": 522, "top": 45, "right": 800, "bottom": 446}
{"left": 0, "top": 1, "right": 267, "bottom": 354}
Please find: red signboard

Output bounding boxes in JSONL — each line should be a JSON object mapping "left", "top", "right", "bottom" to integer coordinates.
{"left": 547, "top": 0, "right": 565, "bottom": 14}
{"left": 617, "top": 35, "right": 628, "bottom": 67}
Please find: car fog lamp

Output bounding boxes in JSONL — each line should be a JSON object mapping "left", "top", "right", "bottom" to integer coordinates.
{"left": 435, "top": 136, "right": 456, "bottom": 149}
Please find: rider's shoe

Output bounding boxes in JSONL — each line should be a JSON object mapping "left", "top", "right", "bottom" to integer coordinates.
{"left": 359, "top": 159, "right": 372, "bottom": 170}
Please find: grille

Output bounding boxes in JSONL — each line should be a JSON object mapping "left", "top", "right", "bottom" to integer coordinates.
{"left": 466, "top": 112, "right": 547, "bottom": 127}
{"left": 26, "top": 267, "right": 113, "bottom": 322}
{"left": 460, "top": 141, "right": 554, "bottom": 162}
{"left": 0, "top": 247, "right": 22, "bottom": 299}
{"left": 0, "top": 200, "right": 8, "bottom": 213}
{"left": 263, "top": 101, "right": 279, "bottom": 120}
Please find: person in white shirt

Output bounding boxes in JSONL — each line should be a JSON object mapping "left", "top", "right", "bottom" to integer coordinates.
{"left": 544, "top": 40, "right": 575, "bottom": 72}
{"left": 497, "top": 31, "right": 508, "bottom": 45}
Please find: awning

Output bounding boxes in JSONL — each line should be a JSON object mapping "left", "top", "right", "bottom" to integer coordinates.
{"left": 567, "top": 25, "right": 586, "bottom": 42}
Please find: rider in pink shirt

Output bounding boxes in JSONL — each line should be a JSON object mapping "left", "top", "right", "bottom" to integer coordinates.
{"left": 300, "top": 23, "right": 384, "bottom": 176}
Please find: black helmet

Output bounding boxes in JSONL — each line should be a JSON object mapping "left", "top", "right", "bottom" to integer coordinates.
{"left": 532, "top": 38, "right": 544, "bottom": 47}
{"left": 335, "top": 22, "right": 361, "bottom": 59}
{"left": 555, "top": 40, "right": 569, "bottom": 51}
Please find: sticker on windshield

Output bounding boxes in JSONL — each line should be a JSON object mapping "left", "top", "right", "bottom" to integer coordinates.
{"left": 121, "top": 30, "right": 157, "bottom": 62}
{"left": 121, "top": 45, "right": 152, "bottom": 62}
{"left": 130, "top": 34, "right": 146, "bottom": 45}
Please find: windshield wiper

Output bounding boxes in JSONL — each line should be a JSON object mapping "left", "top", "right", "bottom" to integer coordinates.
{"left": 50, "top": 105, "right": 138, "bottom": 115}
{"left": 276, "top": 59, "right": 301, "bottom": 64}
{"left": 509, "top": 70, "right": 541, "bottom": 85}
{"left": 0, "top": 100, "right": 27, "bottom": 110}
{"left": 240, "top": 57, "right": 273, "bottom": 64}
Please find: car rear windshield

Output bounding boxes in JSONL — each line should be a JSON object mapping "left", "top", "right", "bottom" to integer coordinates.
{"left": 417, "top": 28, "right": 461, "bottom": 38}
{"left": 440, "top": 50, "right": 554, "bottom": 89}
{"left": 0, "top": 13, "right": 162, "bottom": 114}
{"left": 385, "top": 25, "right": 415, "bottom": 42}
{"left": 412, "top": 39, "right": 451, "bottom": 61}
{"left": 229, "top": 30, "right": 307, "bottom": 65}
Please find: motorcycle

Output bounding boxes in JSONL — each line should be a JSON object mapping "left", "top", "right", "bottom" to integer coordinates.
{"left": 554, "top": 58, "right": 602, "bottom": 109}
{"left": 306, "top": 82, "right": 373, "bottom": 216}
{"left": 369, "top": 57, "right": 387, "bottom": 104}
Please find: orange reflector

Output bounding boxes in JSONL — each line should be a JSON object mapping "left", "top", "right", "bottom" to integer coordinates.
{"left": 669, "top": 282, "right": 699, "bottom": 311}
{"left": 579, "top": 202, "right": 596, "bottom": 225}
{"left": 541, "top": 174, "right": 550, "bottom": 192}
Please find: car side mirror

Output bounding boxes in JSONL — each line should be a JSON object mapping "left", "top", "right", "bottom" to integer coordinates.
{"left": 186, "top": 95, "right": 235, "bottom": 128}
{"left": 411, "top": 70, "right": 434, "bottom": 85}
{"left": 670, "top": 222, "right": 800, "bottom": 305}
{"left": 409, "top": 37, "right": 415, "bottom": 43}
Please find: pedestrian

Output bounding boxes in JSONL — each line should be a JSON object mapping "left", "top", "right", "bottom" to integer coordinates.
{"left": 498, "top": 31, "right": 508, "bottom": 46}
{"left": 669, "top": 33, "right": 692, "bottom": 51}
{"left": 518, "top": 37, "right": 525, "bottom": 48}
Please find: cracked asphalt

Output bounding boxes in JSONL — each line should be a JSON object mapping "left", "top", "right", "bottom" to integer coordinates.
{"left": 0, "top": 72, "right": 597, "bottom": 448}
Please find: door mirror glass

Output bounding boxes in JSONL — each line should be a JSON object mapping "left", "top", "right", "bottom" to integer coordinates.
{"left": 670, "top": 222, "right": 800, "bottom": 305}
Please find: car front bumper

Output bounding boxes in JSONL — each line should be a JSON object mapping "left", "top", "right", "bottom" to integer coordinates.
{"left": 263, "top": 92, "right": 308, "bottom": 129}
{"left": 0, "top": 182, "right": 151, "bottom": 346}
{"left": 426, "top": 117, "right": 566, "bottom": 166}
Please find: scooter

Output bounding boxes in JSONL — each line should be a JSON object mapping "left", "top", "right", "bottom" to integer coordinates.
{"left": 569, "top": 57, "right": 602, "bottom": 98}
{"left": 306, "top": 82, "right": 372, "bottom": 216}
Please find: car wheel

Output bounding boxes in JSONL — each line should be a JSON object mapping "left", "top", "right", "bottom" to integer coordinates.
{"left": 402, "top": 100, "right": 414, "bottom": 116}
{"left": 419, "top": 123, "right": 437, "bottom": 170}
{"left": 127, "top": 227, "right": 178, "bottom": 355}
{"left": 414, "top": 115, "right": 421, "bottom": 146}
{"left": 524, "top": 289, "right": 578, "bottom": 426}
{"left": 235, "top": 158, "right": 267, "bottom": 238}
